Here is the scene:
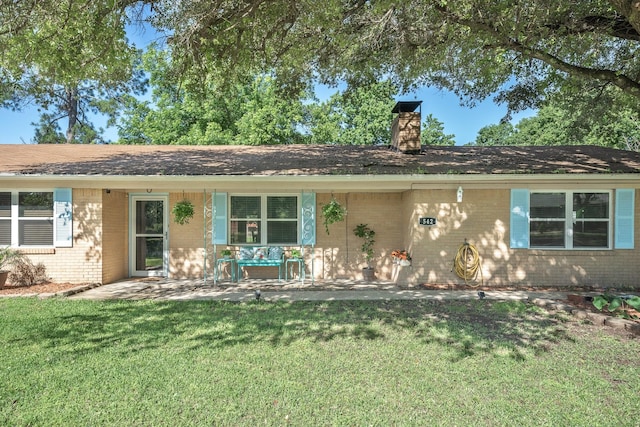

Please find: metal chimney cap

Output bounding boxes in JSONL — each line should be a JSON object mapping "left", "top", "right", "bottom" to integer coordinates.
{"left": 392, "top": 101, "right": 422, "bottom": 113}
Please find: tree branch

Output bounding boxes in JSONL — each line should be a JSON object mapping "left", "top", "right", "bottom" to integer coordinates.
{"left": 548, "top": 14, "right": 640, "bottom": 41}
{"left": 435, "top": 4, "right": 640, "bottom": 99}
{"left": 608, "top": 0, "right": 640, "bottom": 35}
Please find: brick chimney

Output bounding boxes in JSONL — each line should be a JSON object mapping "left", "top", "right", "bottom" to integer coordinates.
{"left": 391, "top": 101, "right": 422, "bottom": 154}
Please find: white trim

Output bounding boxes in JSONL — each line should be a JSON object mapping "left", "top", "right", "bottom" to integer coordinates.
{"left": 529, "top": 190, "right": 612, "bottom": 250}
{"left": 129, "top": 193, "right": 169, "bottom": 277}
{"left": 2, "top": 173, "right": 639, "bottom": 192}
{"left": 0, "top": 189, "right": 56, "bottom": 248}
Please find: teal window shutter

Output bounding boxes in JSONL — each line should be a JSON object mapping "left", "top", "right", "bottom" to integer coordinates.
{"left": 54, "top": 188, "right": 73, "bottom": 247}
{"left": 615, "top": 189, "right": 634, "bottom": 249}
{"left": 212, "top": 192, "right": 227, "bottom": 244}
{"left": 510, "top": 189, "right": 529, "bottom": 248}
{"left": 301, "top": 192, "right": 316, "bottom": 245}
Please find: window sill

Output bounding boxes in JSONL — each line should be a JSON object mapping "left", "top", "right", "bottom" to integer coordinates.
{"left": 17, "top": 248, "right": 56, "bottom": 255}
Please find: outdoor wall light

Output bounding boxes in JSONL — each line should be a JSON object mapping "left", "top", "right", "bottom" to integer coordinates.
{"left": 457, "top": 186, "right": 463, "bottom": 203}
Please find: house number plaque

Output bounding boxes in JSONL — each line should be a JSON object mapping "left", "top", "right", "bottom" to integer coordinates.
{"left": 419, "top": 217, "right": 437, "bottom": 226}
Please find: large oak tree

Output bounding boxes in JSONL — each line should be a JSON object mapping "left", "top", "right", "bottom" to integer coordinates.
{"left": 151, "top": 0, "right": 640, "bottom": 115}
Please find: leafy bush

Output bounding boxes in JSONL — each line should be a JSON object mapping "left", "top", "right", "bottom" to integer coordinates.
{"left": 593, "top": 294, "right": 640, "bottom": 319}
{"left": 9, "top": 257, "right": 48, "bottom": 286}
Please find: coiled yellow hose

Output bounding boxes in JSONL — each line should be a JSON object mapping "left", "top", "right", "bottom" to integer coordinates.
{"left": 453, "top": 241, "right": 483, "bottom": 287}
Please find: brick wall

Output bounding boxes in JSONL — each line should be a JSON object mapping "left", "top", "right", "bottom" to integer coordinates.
{"left": 306, "top": 188, "right": 640, "bottom": 288}
{"left": 394, "top": 188, "right": 640, "bottom": 288}
{"left": 102, "top": 190, "right": 128, "bottom": 283}
{"left": 25, "top": 189, "right": 103, "bottom": 284}
{"left": 33, "top": 187, "right": 636, "bottom": 288}
{"left": 312, "top": 192, "right": 406, "bottom": 280}
{"left": 168, "top": 192, "right": 205, "bottom": 279}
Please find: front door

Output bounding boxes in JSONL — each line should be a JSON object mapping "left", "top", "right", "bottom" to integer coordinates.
{"left": 130, "top": 195, "right": 168, "bottom": 277}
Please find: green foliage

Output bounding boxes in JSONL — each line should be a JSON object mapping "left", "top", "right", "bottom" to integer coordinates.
{"left": 475, "top": 122, "right": 515, "bottom": 146}
{"left": 118, "top": 52, "right": 398, "bottom": 146}
{"left": 320, "top": 197, "right": 347, "bottom": 234}
{"left": 153, "top": 0, "right": 640, "bottom": 116}
{"left": 593, "top": 294, "right": 640, "bottom": 318}
{"left": 421, "top": 114, "right": 456, "bottom": 146}
{"left": 353, "top": 223, "right": 376, "bottom": 266}
{"left": 221, "top": 249, "right": 232, "bottom": 257}
{"left": 0, "top": 1, "right": 147, "bottom": 143}
{"left": 118, "top": 48, "right": 307, "bottom": 145}
{"left": 172, "top": 200, "right": 195, "bottom": 225}
{"left": 307, "top": 81, "right": 397, "bottom": 145}
{"left": 475, "top": 93, "right": 640, "bottom": 149}
{"left": 290, "top": 248, "right": 302, "bottom": 258}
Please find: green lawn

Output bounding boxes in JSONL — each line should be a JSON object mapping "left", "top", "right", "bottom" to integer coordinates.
{"left": 1, "top": 298, "right": 638, "bottom": 426}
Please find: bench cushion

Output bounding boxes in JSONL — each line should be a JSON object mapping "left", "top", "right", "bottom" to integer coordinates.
{"left": 238, "top": 247, "right": 254, "bottom": 260}
{"left": 268, "top": 246, "right": 283, "bottom": 260}
{"left": 237, "top": 246, "right": 284, "bottom": 261}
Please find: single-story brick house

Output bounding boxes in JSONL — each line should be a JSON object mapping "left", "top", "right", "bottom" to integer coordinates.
{"left": 1, "top": 131, "right": 639, "bottom": 288}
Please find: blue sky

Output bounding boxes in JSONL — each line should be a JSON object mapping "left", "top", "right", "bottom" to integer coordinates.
{"left": 0, "top": 19, "right": 534, "bottom": 146}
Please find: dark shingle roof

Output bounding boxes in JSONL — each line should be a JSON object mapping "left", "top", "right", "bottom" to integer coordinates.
{"left": 2, "top": 144, "right": 640, "bottom": 176}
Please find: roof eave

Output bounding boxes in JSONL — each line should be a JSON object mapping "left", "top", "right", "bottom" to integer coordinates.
{"left": 1, "top": 173, "right": 638, "bottom": 192}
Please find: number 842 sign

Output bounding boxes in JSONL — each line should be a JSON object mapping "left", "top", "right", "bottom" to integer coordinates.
{"left": 419, "top": 217, "right": 437, "bottom": 226}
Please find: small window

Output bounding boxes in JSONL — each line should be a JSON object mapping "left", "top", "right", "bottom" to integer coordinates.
{"left": 18, "top": 192, "right": 54, "bottom": 246}
{"left": 1, "top": 190, "right": 70, "bottom": 248}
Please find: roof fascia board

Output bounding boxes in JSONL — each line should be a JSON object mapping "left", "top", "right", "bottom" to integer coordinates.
{"left": 0, "top": 173, "right": 638, "bottom": 192}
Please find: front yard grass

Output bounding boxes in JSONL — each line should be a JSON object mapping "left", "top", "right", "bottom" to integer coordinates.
{"left": 1, "top": 298, "right": 638, "bottom": 426}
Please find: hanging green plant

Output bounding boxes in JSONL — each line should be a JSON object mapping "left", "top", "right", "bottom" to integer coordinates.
{"left": 172, "top": 199, "right": 195, "bottom": 225}
{"left": 321, "top": 197, "right": 347, "bottom": 235}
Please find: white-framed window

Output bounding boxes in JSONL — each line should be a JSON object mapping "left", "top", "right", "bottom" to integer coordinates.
{"left": 229, "top": 195, "right": 299, "bottom": 245}
{"left": 0, "top": 189, "right": 72, "bottom": 248}
{"left": 530, "top": 191, "right": 611, "bottom": 249}
{"left": 510, "top": 189, "right": 631, "bottom": 250}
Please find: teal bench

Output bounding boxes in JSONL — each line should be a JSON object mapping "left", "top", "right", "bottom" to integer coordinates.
{"left": 236, "top": 247, "right": 285, "bottom": 281}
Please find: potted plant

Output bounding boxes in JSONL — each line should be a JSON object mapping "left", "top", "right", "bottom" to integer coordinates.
{"left": 172, "top": 199, "right": 195, "bottom": 225}
{"left": 321, "top": 197, "right": 347, "bottom": 234}
{"left": 221, "top": 249, "right": 233, "bottom": 259}
{"left": 290, "top": 248, "right": 301, "bottom": 259}
{"left": 391, "top": 250, "right": 412, "bottom": 266}
{"left": 353, "top": 223, "right": 376, "bottom": 281}
{"left": 0, "top": 247, "right": 22, "bottom": 287}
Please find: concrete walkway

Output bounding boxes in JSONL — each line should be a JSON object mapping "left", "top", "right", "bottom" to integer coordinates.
{"left": 68, "top": 278, "right": 574, "bottom": 302}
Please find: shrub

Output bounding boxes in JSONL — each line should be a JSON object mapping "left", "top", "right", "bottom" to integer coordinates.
{"left": 9, "top": 257, "right": 48, "bottom": 287}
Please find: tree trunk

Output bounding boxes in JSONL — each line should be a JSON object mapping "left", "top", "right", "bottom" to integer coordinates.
{"left": 65, "top": 86, "right": 79, "bottom": 143}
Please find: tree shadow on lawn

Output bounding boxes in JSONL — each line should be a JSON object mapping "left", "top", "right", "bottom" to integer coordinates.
{"left": 22, "top": 299, "right": 572, "bottom": 361}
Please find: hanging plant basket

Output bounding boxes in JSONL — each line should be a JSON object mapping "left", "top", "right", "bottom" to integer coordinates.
{"left": 321, "top": 197, "right": 347, "bottom": 235}
{"left": 172, "top": 199, "right": 195, "bottom": 225}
